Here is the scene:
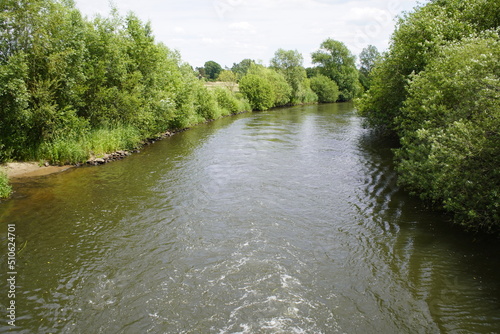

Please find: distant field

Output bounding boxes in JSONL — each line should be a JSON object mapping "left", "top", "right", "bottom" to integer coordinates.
{"left": 204, "top": 81, "right": 239, "bottom": 92}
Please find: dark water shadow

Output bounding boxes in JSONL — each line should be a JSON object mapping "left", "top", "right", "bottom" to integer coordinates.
{"left": 355, "top": 128, "right": 500, "bottom": 333}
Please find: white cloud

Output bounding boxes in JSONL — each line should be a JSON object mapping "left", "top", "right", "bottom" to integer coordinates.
{"left": 348, "top": 7, "right": 392, "bottom": 24}
{"left": 228, "top": 22, "right": 257, "bottom": 34}
{"left": 201, "top": 37, "right": 226, "bottom": 46}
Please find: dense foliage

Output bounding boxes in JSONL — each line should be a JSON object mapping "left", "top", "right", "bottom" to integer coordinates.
{"left": 358, "top": 45, "right": 380, "bottom": 90}
{"left": 357, "top": 0, "right": 500, "bottom": 231}
{"left": 0, "top": 0, "right": 248, "bottom": 165}
{"left": 0, "top": 0, "right": 368, "bottom": 199}
{"left": 357, "top": 0, "right": 500, "bottom": 132}
{"left": 238, "top": 74, "right": 275, "bottom": 111}
{"left": 238, "top": 59, "right": 318, "bottom": 111}
{"left": 270, "top": 49, "right": 316, "bottom": 104}
{"left": 309, "top": 75, "right": 339, "bottom": 103}
{"left": 311, "top": 39, "right": 360, "bottom": 101}
{"left": 203, "top": 60, "right": 223, "bottom": 81}
{"left": 248, "top": 65, "right": 293, "bottom": 107}
{"left": 396, "top": 33, "right": 500, "bottom": 231}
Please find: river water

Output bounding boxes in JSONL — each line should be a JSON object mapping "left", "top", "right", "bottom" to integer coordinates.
{"left": 1, "top": 103, "right": 500, "bottom": 333}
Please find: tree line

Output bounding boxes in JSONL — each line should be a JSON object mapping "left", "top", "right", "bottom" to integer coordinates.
{"left": 0, "top": 0, "right": 377, "bottom": 197}
{"left": 0, "top": 1, "right": 376, "bottom": 158}
{"left": 198, "top": 40, "right": 381, "bottom": 108}
{"left": 357, "top": 0, "right": 499, "bottom": 232}
{"left": 1, "top": 0, "right": 251, "bottom": 165}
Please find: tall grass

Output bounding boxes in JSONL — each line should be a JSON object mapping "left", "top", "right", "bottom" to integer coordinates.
{"left": 87, "top": 126, "right": 142, "bottom": 156}
{"left": 0, "top": 170, "right": 12, "bottom": 198}
{"left": 37, "top": 125, "right": 143, "bottom": 165}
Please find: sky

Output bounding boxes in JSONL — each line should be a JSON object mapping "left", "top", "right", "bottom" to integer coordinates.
{"left": 73, "top": 0, "right": 425, "bottom": 69}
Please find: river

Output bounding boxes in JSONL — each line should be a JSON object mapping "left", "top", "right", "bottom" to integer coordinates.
{"left": 1, "top": 103, "right": 499, "bottom": 333}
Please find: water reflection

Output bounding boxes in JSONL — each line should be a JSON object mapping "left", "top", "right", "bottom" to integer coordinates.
{"left": 355, "top": 128, "right": 500, "bottom": 332}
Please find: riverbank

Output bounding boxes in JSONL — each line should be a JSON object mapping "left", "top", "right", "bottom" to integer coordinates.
{"left": 1, "top": 129, "right": 184, "bottom": 181}
{"left": 3, "top": 162, "right": 73, "bottom": 179}
{"left": 0, "top": 106, "right": 263, "bottom": 184}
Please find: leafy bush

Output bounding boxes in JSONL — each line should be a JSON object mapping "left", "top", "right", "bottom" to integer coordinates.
{"left": 357, "top": 0, "right": 500, "bottom": 133}
{"left": 193, "top": 85, "right": 220, "bottom": 120}
{"left": 299, "top": 79, "right": 319, "bottom": 104}
{"left": 234, "top": 93, "right": 252, "bottom": 112}
{"left": 395, "top": 33, "right": 500, "bottom": 231}
{"left": 247, "top": 64, "right": 292, "bottom": 107}
{"left": 264, "top": 70, "right": 292, "bottom": 106}
{"left": 239, "top": 74, "right": 275, "bottom": 111}
{"left": 287, "top": 77, "right": 317, "bottom": 105}
{"left": 355, "top": 0, "right": 500, "bottom": 232}
{"left": 214, "top": 87, "right": 240, "bottom": 115}
{"left": 310, "top": 75, "right": 339, "bottom": 103}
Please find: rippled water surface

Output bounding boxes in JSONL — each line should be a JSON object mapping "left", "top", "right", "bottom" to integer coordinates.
{"left": 1, "top": 103, "right": 500, "bottom": 333}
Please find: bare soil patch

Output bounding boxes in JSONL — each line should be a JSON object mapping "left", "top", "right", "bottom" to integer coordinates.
{"left": 2, "top": 162, "right": 73, "bottom": 179}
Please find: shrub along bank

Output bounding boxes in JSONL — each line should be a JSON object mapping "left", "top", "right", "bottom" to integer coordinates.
{"left": 0, "top": 0, "right": 356, "bottom": 199}
{"left": 0, "top": 0, "right": 249, "bottom": 168}
{"left": 357, "top": 0, "right": 500, "bottom": 232}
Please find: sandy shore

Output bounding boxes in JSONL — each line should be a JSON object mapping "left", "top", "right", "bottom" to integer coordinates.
{"left": 2, "top": 162, "right": 74, "bottom": 179}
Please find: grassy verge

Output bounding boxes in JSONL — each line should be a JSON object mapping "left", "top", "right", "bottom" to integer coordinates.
{"left": 0, "top": 170, "right": 12, "bottom": 199}
{"left": 37, "top": 125, "right": 143, "bottom": 165}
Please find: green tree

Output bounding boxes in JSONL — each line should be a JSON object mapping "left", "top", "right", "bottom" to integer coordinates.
{"left": 306, "top": 67, "right": 320, "bottom": 78}
{"left": 357, "top": 0, "right": 500, "bottom": 133}
{"left": 82, "top": 11, "right": 143, "bottom": 127}
{"left": 270, "top": 49, "right": 313, "bottom": 104}
{"left": 247, "top": 64, "right": 292, "bottom": 107}
{"left": 204, "top": 60, "right": 222, "bottom": 81}
{"left": 359, "top": 45, "right": 380, "bottom": 76}
{"left": 0, "top": 52, "right": 30, "bottom": 161}
{"left": 395, "top": 33, "right": 500, "bottom": 231}
{"left": 310, "top": 75, "right": 339, "bottom": 103}
{"left": 231, "top": 58, "right": 255, "bottom": 80}
{"left": 311, "top": 38, "right": 359, "bottom": 101}
{"left": 0, "top": 0, "right": 90, "bottom": 159}
{"left": 238, "top": 74, "right": 274, "bottom": 111}
{"left": 358, "top": 45, "right": 380, "bottom": 90}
